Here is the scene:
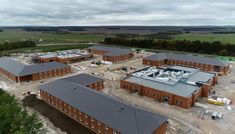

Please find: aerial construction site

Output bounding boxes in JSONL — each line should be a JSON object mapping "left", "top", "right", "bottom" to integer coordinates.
{"left": 0, "top": 45, "right": 234, "bottom": 134}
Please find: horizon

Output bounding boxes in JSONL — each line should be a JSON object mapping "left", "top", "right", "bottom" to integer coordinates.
{"left": 1, "top": 0, "right": 235, "bottom": 26}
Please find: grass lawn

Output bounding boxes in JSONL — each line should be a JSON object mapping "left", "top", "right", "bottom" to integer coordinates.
{"left": 0, "top": 31, "right": 109, "bottom": 44}
{"left": 173, "top": 33, "right": 235, "bottom": 44}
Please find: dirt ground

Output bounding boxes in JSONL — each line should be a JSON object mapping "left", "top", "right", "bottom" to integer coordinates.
{"left": 1, "top": 51, "right": 235, "bottom": 134}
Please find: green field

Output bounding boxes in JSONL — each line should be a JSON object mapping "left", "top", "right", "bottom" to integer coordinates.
{"left": 173, "top": 33, "right": 235, "bottom": 44}
{"left": 0, "top": 31, "right": 109, "bottom": 44}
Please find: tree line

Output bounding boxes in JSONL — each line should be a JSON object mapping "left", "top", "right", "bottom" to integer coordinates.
{"left": 0, "top": 89, "right": 45, "bottom": 134}
{"left": 0, "top": 40, "right": 36, "bottom": 51}
{"left": 103, "top": 37, "right": 235, "bottom": 56}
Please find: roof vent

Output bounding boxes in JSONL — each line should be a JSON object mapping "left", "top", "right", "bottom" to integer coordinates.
{"left": 118, "top": 106, "right": 125, "bottom": 112}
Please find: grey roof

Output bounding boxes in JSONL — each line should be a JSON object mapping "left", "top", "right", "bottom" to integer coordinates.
{"left": 39, "top": 74, "right": 168, "bottom": 134}
{"left": 124, "top": 65, "right": 216, "bottom": 98}
{"left": 188, "top": 71, "right": 215, "bottom": 83}
{"left": 63, "top": 73, "right": 104, "bottom": 86}
{"left": 144, "top": 53, "right": 230, "bottom": 67}
{"left": 170, "top": 66, "right": 215, "bottom": 83}
{"left": 89, "top": 46, "right": 133, "bottom": 57}
{"left": 0, "top": 57, "right": 68, "bottom": 76}
{"left": 125, "top": 76, "right": 199, "bottom": 98}
{"left": 0, "top": 57, "right": 26, "bottom": 76}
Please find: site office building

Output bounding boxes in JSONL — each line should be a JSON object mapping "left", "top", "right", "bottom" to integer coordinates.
{"left": 143, "top": 53, "right": 230, "bottom": 75}
{"left": 121, "top": 66, "right": 218, "bottom": 109}
{"left": 0, "top": 57, "right": 71, "bottom": 83}
{"left": 39, "top": 73, "right": 168, "bottom": 134}
{"left": 88, "top": 46, "right": 134, "bottom": 62}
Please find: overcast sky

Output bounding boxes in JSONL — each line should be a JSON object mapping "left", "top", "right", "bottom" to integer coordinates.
{"left": 0, "top": 0, "right": 235, "bottom": 26}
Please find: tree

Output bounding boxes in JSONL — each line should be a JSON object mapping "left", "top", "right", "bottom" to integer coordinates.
{"left": 0, "top": 89, "right": 45, "bottom": 134}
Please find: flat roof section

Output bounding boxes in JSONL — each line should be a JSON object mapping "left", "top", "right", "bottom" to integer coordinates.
{"left": 144, "top": 53, "right": 230, "bottom": 67}
{"left": 39, "top": 74, "right": 168, "bottom": 134}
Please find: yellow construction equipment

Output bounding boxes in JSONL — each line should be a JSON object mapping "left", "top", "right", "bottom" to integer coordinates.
{"left": 207, "top": 98, "right": 224, "bottom": 106}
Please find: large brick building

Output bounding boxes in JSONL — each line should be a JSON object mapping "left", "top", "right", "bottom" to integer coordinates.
{"left": 39, "top": 74, "right": 168, "bottom": 134}
{"left": 32, "top": 50, "right": 92, "bottom": 64}
{"left": 121, "top": 66, "right": 218, "bottom": 109}
{"left": 0, "top": 57, "right": 70, "bottom": 83}
{"left": 88, "top": 46, "right": 133, "bottom": 62}
{"left": 143, "top": 53, "right": 230, "bottom": 75}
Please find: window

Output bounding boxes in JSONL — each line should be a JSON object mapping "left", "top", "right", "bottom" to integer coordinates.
{"left": 105, "top": 126, "right": 109, "bottom": 130}
{"left": 91, "top": 123, "right": 95, "bottom": 129}
{"left": 176, "top": 100, "right": 178, "bottom": 104}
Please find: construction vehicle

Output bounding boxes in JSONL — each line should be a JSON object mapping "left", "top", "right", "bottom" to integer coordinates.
{"left": 207, "top": 98, "right": 224, "bottom": 106}
{"left": 211, "top": 112, "right": 223, "bottom": 120}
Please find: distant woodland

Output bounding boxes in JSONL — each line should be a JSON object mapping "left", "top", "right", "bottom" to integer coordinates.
{"left": 104, "top": 37, "right": 235, "bottom": 56}
{"left": 0, "top": 40, "right": 36, "bottom": 51}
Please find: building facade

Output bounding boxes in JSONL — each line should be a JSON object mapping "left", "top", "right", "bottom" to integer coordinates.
{"left": 0, "top": 57, "right": 71, "bottom": 83}
{"left": 143, "top": 53, "right": 230, "bottom": 75}
{"left": 88, "top": 46, "right": 133, "bottom": 62}
{"left": 39, "top": 74, "right": 168, "bottom": 134}
{"left": 121, "top": 66, "right": 218, "bottom": 109}
{"left": 32, "top": 51, "right": 92, "bottom": 64}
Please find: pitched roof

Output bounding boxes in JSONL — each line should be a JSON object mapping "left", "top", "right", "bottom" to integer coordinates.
{"left": 39, "top": 74, "right": 168, "bottom": 134}
{"left": 0, "top": 57, "right": 68, "bottom": 76}
{"left": 0, "top": 57, "right": 26, "bottom": 76}
{"left": 144, "top": 53, "right": 230, "bottom": 67}
{"left": 89, "top": 45, "right": 133, "bottom": 56}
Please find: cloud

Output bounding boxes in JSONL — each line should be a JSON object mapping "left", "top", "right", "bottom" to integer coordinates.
{"left": 0, "top": 0, "right": 234, "bottom": 26}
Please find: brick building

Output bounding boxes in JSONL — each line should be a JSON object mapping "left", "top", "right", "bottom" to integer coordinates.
{"left": 88, "top": 46, "right": 133, "bottom": 62}
{"left": 121, "top": 66, "right": 218, "bottom": 109}
{"left": 0, "top": 57, "right": 71, "bottom": 83}
{"left": 143, "top": 53, "right": 230, "bottom": 75}
{"left": 39, "top": 74, "right": 168, "bottom": 134}
{"left": 32, "top": 50, "right": 92, "bottom": 64}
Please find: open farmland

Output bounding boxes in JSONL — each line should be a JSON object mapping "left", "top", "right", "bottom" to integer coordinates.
{"left": 173, "top": 33, "right": 235, "bottom": 44}
{"left": 0, "top": 31, "right": 109, "bottom": 44}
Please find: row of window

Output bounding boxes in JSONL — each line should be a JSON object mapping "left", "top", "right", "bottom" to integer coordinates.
{"left": 41, "top": 91, "right": 119, "bottom": 134}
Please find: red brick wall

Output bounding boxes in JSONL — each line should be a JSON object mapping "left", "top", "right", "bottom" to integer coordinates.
{"left": 34, "top": 57, "right": 58, "bottom": 63}
{"left": 103, "top": 53, "right": 133, "bottom": 62}
{"left": 40, "top": 90, "right": 121, "bottom": 134}
{"left": 120, "top": 80, "right": 195, "bottom": 109}
{"left": 0, "top": 66, "right": 71, "bottom": 83}
{"left": 89, "top": 49, "right": 108, "bottom": 55}
{"left": 0, "top": 67, "right": 18, "bottom": 82}
{"left": 31, "top": 66, "right": 71, "bottom": 81}
{"left": 87, "top": 81, "right": 104, "bottom": 91}
{"left": 143, "top": 58, "right": 229, "bottom": 75}
{"left": 154, "top": 122, "right": 167, "bottom": 134}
